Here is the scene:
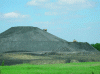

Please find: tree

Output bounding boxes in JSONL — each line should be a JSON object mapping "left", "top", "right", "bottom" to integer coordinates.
{"left": 91, "top": 43, "right": 100, "bottom": 51}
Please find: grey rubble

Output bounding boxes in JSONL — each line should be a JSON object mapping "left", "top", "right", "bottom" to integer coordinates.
{"left": 0, "top": 26, "right": 98, "bottom": 53}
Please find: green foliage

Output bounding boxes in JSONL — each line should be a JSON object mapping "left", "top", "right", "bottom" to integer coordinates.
{"left": 1, "top": 60, "right": 4, "bottom": 66}
{"left": 91, "top": 43, "right": 100, "bottom": 51}
{"left": 92, "top": 71, "right": 94, "bottom": 74}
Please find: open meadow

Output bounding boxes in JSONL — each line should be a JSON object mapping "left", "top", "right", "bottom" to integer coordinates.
{"left": 0, "top": 62, "right": 100, "bottom": 74}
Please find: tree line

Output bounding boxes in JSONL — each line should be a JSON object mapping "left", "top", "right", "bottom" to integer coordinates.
{"left": 91, "top": 43, "right": 100, "bottom": 51}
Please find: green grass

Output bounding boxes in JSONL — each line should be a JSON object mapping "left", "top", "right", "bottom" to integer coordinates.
{"left": 0, "top": 62, "right": 100, "bottom": 74}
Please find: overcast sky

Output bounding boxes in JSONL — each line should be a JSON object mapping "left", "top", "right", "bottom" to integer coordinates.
{"left": 0, "top": 0, "right": 100, "bottom": 44}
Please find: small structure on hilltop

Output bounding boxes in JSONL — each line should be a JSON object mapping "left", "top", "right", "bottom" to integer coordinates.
{"left": 43, "top": 29, "right": 47, "bottom": 31}
{"left": 73, "top": 39, "right": 77, "bottom": 42}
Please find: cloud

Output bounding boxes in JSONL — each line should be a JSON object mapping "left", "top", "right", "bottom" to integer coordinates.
{"left": 78, "top": 27, "right": 92, "bottom": 31}
{"left": 27, "top": 0, "right": 94, "bottom": 9}
{"left": 3, "top": 12, "right": 20, "bottom": 18}
{"left": 1, "top": 12, "right": 29, "bottom": 18}
{"left": 58, "top": 0, "right": 86, "bottom": 5}
{"left": 27, "top": 0, "right": 48, "bottom": 6}
{"left": 27, "top": 0, "right": 94, "bottom": 15}
{"left": 45, "top": 11, "right": 68, "bottom": 15}
{"left": 45, "top": 12, "right": 58, "bottom": 15}
{"left": 33, "top": 21, "right": 54, "bottom": 25}
{"left": 32, "top": 21, "right": 70, "bottom": 29}
{"left": 0, "top": 12, "right": 30, "bottom": 22}
{"left": 32, "top": 21, "right": 52, "bottom": 28}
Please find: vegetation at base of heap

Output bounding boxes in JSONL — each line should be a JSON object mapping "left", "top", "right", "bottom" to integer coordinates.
{"left": 0, "top": 62, "right": 100, "bottom": 74}
{"left": 1, "top": 60, "right": 4, "bottom": 66}
{"left": 91, "top": 43, "right": 100, "bottom": 51}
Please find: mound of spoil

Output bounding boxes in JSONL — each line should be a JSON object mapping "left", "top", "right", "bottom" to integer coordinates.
{"left": 0, "top": 26, "right": 98, "bottom": 53}
{"left": 0, "top": 51, "right": 100, "bottom": 66}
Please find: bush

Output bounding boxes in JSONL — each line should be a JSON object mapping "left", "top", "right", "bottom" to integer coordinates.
{"left": 92, "top": 71, "right": 94, "bottom": 74}
{"left": 1, "top": 60, "right": 4, "bottom": 66}
{"left": 91, "top": 43, "right": 100, "bottom": 51}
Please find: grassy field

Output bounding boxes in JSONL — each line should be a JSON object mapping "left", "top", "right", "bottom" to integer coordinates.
{"left": 0, "top": 62, "right": 100, "bottom": 74}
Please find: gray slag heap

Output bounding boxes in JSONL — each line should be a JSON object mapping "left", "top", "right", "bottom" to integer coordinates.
{"left": 0, "top": 26, "right": 98, "bottom": 53}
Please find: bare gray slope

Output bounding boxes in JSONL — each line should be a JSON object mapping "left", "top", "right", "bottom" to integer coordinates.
{"left": 0, "top": 26, "right": 98, "bottom": 53}
{"left": 0, "top": 26, "right": 67, "bottom": 41}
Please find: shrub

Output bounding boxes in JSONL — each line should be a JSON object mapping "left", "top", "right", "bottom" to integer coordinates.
{"left": 92, "top": 71, "right": 94, "bottom": 74}
{"left": 1, "top": 60, "right": 4, "bottom": 66}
